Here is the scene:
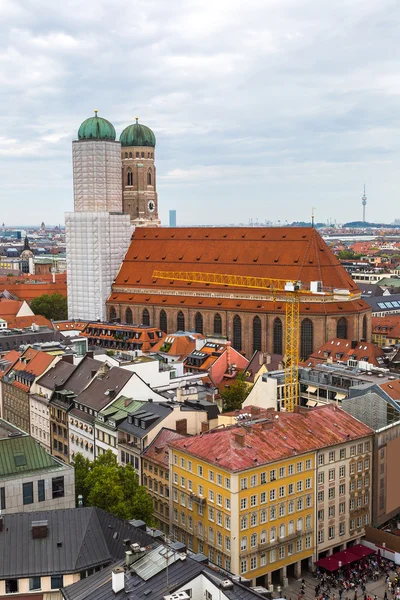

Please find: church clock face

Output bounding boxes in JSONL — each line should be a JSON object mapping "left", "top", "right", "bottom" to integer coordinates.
{"left": 148, "top": 200, "right": 155, "bottom": 212}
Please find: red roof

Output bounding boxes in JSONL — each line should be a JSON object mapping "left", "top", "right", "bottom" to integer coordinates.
{"left": 110, "top": 228, "right": 367, "bottom": 314}
{"left": 379, "top": 380, "right": 400, "bottom": 401}
{"left": 308, "top": 338, "right": 386, "bottom": 368}
{"left": 0, "top": 299, "right": 24, "bottom": 317}
{"left": 169, "top": 405, "right": 373, "bottom": 472}
{"left": 5, "top": 315, "right": 53, "bottom": 329}
{"left": 11, "top": 347, "right": 55, "bottom": 377}
{"left": 142, "top": 427, "right": 187, "bottom": 466}
{"left": 0, "top": 274, "right": 66, "bottom": 302}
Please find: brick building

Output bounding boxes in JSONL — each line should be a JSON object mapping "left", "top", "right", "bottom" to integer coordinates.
{"left": 107, "top": 227, "right": 371, "bottom": 359}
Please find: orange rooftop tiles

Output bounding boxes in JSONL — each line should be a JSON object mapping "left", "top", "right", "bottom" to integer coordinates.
{"left": 170, "top": 404, "right": 373, "bottom": 472}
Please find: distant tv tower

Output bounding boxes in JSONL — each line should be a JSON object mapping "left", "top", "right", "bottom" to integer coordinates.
{"left": 362, "top": 185, "right": 367, "bottom": 222}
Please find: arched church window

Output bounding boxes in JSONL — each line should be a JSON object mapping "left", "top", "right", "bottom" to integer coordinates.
{"left": 214, "top": 313, "right": 222, "bottom": 335}
{"left": 362, "top": 314, "right": 367, "bottom": 341}
{"left": 159, "top": 310, "right": 167, "bottom": 333}
{"left": 273, "top": 318, "right": 283, "bottom": 355}
{"left": 125, "top": 308, "right": 133, "bottom": 324}
{"left": 141, "top": 152, "right": 145, "bottom": 158}
{"left": 177, "top": 311, "right": 185, "bottom": 331}
{"left": 142, "top": 308, "right": 150, "bottom": 326}
{"left": 253, "top": 316, "right": 262, "bottom": 353}
{"left": 337, "top": 317, "right": 347, "bottom": 339}
{"left": 195, "top": 312, "right": 203, "bottom": 334}
{"left": 233, "top": 315, "right": 242, "bottom": 351}
{"left": 147, "top": 170, "right": 152, "bottom": 185}
{"left": 136, "top": 152, "right": 139, "bottom": 158}
{"left": 124, "top": 152, "right": 128, "bottom": 158}
{"left": 300, "top": 318, "right": 313, "bottom": 359}
{"left": 129, "top": 152, "right": 132, "bottom": 158}
{"left": 109, "top": 306, "right": 117, "bottom": 321}
{"left": 127, "top": 170, "right": 133, "bottom": 186}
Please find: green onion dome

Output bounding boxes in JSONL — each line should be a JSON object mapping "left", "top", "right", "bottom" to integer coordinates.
{"left": 120, "top": 117, "right": 156, "bottom": 147}
{"left": 78, "top": 110, "right": 116, "bottom": 141}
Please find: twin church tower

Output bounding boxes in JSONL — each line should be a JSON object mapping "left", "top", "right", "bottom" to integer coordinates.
{"left": 73, "top": 111, "right": 159, "bottom": 226}
{"left": 66, "top": 111, "right": 160, "bottom": 322}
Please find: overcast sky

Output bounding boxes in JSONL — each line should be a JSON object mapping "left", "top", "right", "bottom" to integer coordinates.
{"left": 1, "top": 0, "right": 400, "bottom": 226}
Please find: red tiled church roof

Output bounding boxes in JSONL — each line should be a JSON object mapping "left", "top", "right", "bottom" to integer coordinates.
{"left": 112, "top": 227, "right": 360, "bottom": 295}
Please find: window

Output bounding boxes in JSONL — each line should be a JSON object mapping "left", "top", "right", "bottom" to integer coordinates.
{"left": 318, "top": 530, "right": 324, "bottom": 544}
{"left": 240, "top": 477, "right": 248, "bottom": 490}
{"left": 260, "top": 509, "right": 267, "bottom": 523}
{"left": 240, "top": 498, "right": 248, "bottom": 510}
{"left": 339, "top": 522, "right": 345, "bottom": 536}
{"left": 253, "top": 316, "right": 262, "bottom": 352}
{"left": 339, "top": 466, "right": 345, "bottom": 478}
{"left": 288, "top": 483, "right": 294, "bottom": 494}
{"left": 300, "top": 318, "right": 313, "bottom": 358}
{"left": 260, "top": 529, "right": 267, "bottom": 543}
{"left": 318, "top": 453, "right": 324, "bottom": 466}
{"left": 209, "top": 490, "right": 214, "bottom": 502}
{"left": 297, "top": 461, "right": 303, "bottom": 473}
{"left": 270, "top": 526, "right": 276, "bottom": 541}
{"left": 147, "top": 170, "right": 152, "bottom": 185}
{"left": 329, "top": 451, "right": 335, "bottom": 462}
{"left": 297, "top": 498, "right": 303, "bottom": 511}
{"left": 337, "top": 317, "right": 347, "bottom": 339}
{"left": 217, "top": 473, "right": 222, "bottom": 485}
{"left": 250, "top": 512, "right": 257, "bottom": 526}
{"left": 23, "top": 482, "right": 34, "bottom": 505}
{"left": 260, "top": 553, "right": 267, "bottom": 566}
{"left": 142, "top": 308, "right": 150, "bottom": 326}
{"left": 233, "top": 315, "right": 242, "bottom": 350}
{"left": 297, "top": 481, "right": 303, "bottom": 492}
{"left": 213, "top": 313, "right": 222, "bottom": 335}
{"left": 177, "top": 311, "right": 185, "bottom": 331}
{"left": 0, "top": 487, "right": 5, "bottom": 510}
{"left": 127, "top": 169, "right": 133, "bottom": 186}
{"left": 250, "top": 494, "right": 257, "bottom": 507}
{"left": 240, "top": 516, "right": 248, "bottom": 530}
{"left": 318, "top": 509, "right": 324, "bottom": 521}
{"left": 125, "top": 307, "right": 133, "bottom": 324}
{"left": 240, "top": 559, "right": 247, "bottom": 574}
{"left": 362, "top": 314, "right": 367, "bottom": 341}
{"left": 288, "top": 500, "right": 294, "bottom": 514}
{"left": 5, "top": 580, "right": 18, "bottom": 594}
{"left": 251, "top": 532, "right": 257, "bottom": 547}
{"left": 260, "top": 472, "right": 266, "bottom": 484}
{"left": 328, "top": 526, "right": 335, "bottom": 540}
{"left": 270, "top": 489, "right": 276, "bottom": 501}
{"left": 198, "top": 465, "right": 203, "bottom": 476}
{"left": 273, "top": 318, "right": 283, "bottom": 354}
{"left": 328, "top": 488, "right": 335, "bottom": 499}
{"left": 339, "top": 502, "right": 345, "bottom": 514}
{"left": 279, "top": 503, "right": 286, "bottom": 517}
{"left": 38, "top": 479, "right": 45, "bottom": 502}
{"left": 279, "top": 486, "right": 285, "bottom": 498}
{"left": 328, "top": 506, "right": 335, "bottom": 518}
{"left": 51, "top": 575, "right": 64, "bottom": 589}
{"left": 109, "top": 306, "right": 117, "bottom": 321}
{"left": 195, "top": 312, "right": 203, "bottom": 334}
{"left": 250, "top": 474, "right": 257, "bottom": 487}
{"left": 270, "top": 469, "right": 277, "bottom": 481}
{"left": 317, "top": 491, "right": 324, "bottom": 502}
{"left": 52, "top": 476, "right": 64, "bottom": 499}
{"left": 339, "top": 484, "right": 345, "bottom": 495}
{"left": 306, "top": 477, "right": 312, "bottom": 489}
{"left": 340, "top": 448, "right": 346, "bottom": 459}
{"left": 329, "top": 469, "right": 335, "bottom": 481}
{"left": 288, "top": 464, "right": 294, "bottom": 475}
{"left": 159, "top": 310, "right": 167, "bottom": 333}
{"left": 305, "top": 459, "right": 311, "bottom": 470}
{"left": 29, "top": 577, "right": 41, "bottom": 591}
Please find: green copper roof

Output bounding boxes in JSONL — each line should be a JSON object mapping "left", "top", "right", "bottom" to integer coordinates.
{"left": 78, "top": 111, "right": 116, "bottom": 141}
{"left": 120, "top": 117, "right": 156, "bottom": 147}
{"left": 0, "top": 435, "right": 66, "bottom": 478}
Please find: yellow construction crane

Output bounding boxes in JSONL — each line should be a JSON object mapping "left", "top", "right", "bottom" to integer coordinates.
{"left": 152, "top": 270, "right": 304, "bottom": 411}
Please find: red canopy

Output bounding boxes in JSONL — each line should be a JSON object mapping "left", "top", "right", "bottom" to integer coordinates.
{"left": 315, "top": 556, "right": 342, "bottom": 572}
{"left": 348, "top": 544, "right": 375, "bottom": 559}
{"left": 333, "top": 549, "right": 359, "bottom": 566}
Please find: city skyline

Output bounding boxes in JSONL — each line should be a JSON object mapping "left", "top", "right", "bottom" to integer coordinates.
{"left": 1, "top": 0, "right": 400, "bottom": 225}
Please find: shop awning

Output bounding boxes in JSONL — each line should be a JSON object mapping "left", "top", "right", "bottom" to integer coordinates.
{"left": 335, "top": 392, "right": 347, "bottom": 400}
{"left": 348, "top": 544, "right": 375, "bottom": 558}
{"left": 306, "top": 399, "right": 318, "bottom": 407}
{"left": 314, "top": 556, "right": 342, "bottom": 572}
{"left": 307, "top": 385, "right": 317, "bottom": 393}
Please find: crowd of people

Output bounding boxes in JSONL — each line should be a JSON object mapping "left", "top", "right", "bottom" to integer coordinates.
{"left": 292, "top": 556, "right": 399, "bottom": 600}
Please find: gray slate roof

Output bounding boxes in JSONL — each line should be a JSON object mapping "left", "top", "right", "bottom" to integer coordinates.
{"left": 0, "top": 507, "right": 155, "bottom": 579}
{"left": 62, "top": 551, "right": 266, "bottom": 600}
{"left": 36, "top": 359, "right": 76, "bottom": 390}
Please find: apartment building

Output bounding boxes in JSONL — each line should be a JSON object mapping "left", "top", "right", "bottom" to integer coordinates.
{"left": 142, "top": 427, "right": 186, "bottom": 533}
{"left": 169, "top": 405, "right": 373, "bottom": 586}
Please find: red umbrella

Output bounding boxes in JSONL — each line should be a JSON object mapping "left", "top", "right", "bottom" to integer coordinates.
{"left": 349, "top": 544, "right": 375, "bottom": 559}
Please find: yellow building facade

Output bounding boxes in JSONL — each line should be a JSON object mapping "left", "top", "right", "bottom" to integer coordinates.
{"left": 169, "top": 446, "right": 315, "bottom": 586}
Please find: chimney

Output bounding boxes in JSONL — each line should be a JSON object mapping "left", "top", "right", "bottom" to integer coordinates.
{"left": 262, "top": 421, "right": 273, "bottom": 430}
{"left": 175, "top": 419, "right": 187, "bottom": 435}
{"left": 31, "top": 520, "right": 48, "bottom": 539}
{"left": 112, "top": 567, "right": 125, "bottom": 594}
{"left": 201, "top": 421, "right": 209, "bottom": 433}
{"left": 251, "top": 406, "right": 261, "bottom": 416}
{"left": 235, "top": 432, "right": 245, "bottom": 447}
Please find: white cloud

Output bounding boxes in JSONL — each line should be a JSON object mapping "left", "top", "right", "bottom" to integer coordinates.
{"left": 0, "top": 0, "right": 400, "bottom": 224}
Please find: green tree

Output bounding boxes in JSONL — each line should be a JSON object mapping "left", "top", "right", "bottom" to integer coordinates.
{"left": 30, "top": 292, "right": 67, "bottom": 320}
{"left": 220, "top": 373, "right": 252, "bottom": 412}
{"left": 73, "top": 450, "right": 154, "bottom": 523}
